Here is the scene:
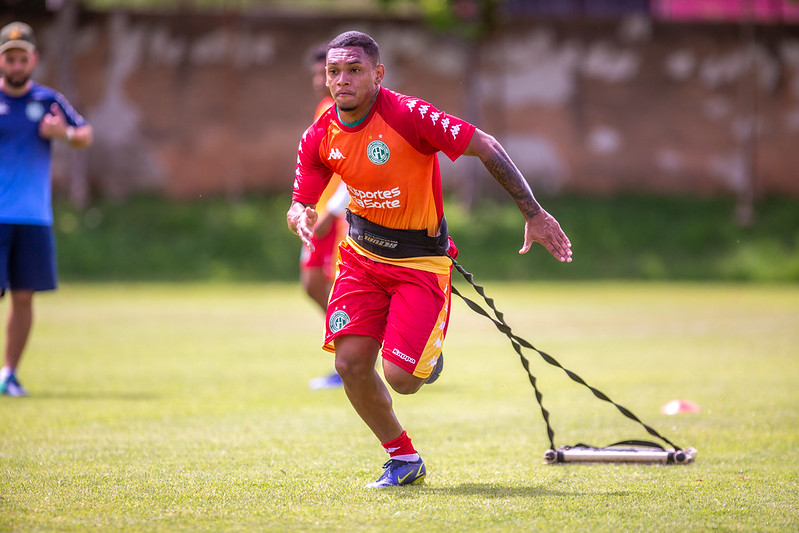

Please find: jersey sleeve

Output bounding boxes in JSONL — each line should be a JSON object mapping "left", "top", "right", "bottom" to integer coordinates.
{"left": 53, "top": 91, "right": 87, "bottom": 128}
{"left": 292, "top": 121, "right": 334, "bottom": 206}
{"left": 399, "top": 94, "right": 476, "bottom": 162}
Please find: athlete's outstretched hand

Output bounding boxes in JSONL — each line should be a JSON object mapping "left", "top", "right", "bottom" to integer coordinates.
{"left": 521, "top": 210, "right": 573, "bottom": 262}
{"left": 287, "top": 201, "right": 319, "bottom": 252}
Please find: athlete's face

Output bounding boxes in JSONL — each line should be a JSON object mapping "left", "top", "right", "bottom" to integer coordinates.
{"left": 326, "top": 46, "right": 384, "bottom": 119}
{"left": 0, "top": 48, "right": 37, "bottom": 91}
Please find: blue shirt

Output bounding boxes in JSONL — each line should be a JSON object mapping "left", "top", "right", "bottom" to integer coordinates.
{"left": 0, "top": 82, "right": 87, "bottom": 225}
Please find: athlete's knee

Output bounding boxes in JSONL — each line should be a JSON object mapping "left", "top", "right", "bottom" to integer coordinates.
{"left": 383, "top": 363, "right": 424, "bottom": 395}
{"left": 334, "top": 353, "right": 373, "bottom": 379}
{"left": 10, "top": 290, "right": 34, "bottom": 308}
{"left": 333, "top": 335, "right": 379, "bottom": 379}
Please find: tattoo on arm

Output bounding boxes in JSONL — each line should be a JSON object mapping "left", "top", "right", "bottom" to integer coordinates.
{"left": 483, "top": 150, "right": 542, "bottom": 218}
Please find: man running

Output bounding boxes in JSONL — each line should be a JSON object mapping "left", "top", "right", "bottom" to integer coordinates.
{"left": 287, "top": 30, "right": 571, "bottom": 487}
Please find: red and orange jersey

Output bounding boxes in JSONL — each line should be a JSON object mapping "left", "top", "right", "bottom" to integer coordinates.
{"left": 293, "top": 87, "right": 475, "bottom": 272}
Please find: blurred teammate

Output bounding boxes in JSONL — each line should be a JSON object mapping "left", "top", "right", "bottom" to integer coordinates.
{"left": 0, "top": 22, "right": 93, "bottom": 396}
{"left": 287, "top": 31, "right": 571, "bottom": 487}
{"left": 301, "top": 44, "right": 350, "bottom": 390}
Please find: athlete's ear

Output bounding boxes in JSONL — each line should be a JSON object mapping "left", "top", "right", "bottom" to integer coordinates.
{"left": 375, "top": 64, "right": 385, "bottom": 85}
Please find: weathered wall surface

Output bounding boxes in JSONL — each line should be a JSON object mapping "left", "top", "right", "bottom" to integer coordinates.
{"left": 7, "top": 11, "right": 799, "bottom": 199}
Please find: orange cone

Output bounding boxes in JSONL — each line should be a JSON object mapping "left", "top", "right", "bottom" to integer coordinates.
{"left": 661, "top": 399, "right": 701, "bottom": 415}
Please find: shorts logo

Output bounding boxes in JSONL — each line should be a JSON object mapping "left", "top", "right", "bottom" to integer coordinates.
{"left": 367, "top": 140, "right": 390, "bottom": 165}
{"left": 328, "top": 310, "right": 350, "bottom": 333}
{"left": 26, "top": 101, "right": 45, "bottom": 122}
{"left": 391, "top": 348, "right": 415, "bottom": 364}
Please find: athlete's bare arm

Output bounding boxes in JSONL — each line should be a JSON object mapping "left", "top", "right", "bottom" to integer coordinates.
{"left": 287, "top": 200, "right": 319, "bottom": 252}
{"left": 463, "top": 128, "right": 573, "bottom": 262}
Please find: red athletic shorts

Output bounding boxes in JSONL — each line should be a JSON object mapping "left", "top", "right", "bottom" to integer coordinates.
{"left": 299, "top": 217, "right": 345, "bottom": 281}
{"left": 323, "top": 243, "right": 452, "bottom": 379}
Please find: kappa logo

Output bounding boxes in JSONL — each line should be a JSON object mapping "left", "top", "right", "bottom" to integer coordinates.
{"left": 328, "top": 147, "right": 346, "bottom": 160}
{"left": 328, "top": 309, "right": 350, "bottom": 333}
{"left": 406, "top": 98, "right": 463, "bottom": 140}
{"left": 391, "top": 348, "right": 415, "bottom": 364}
{"left": 367, "top": 140, "right": 390, "bottom": 165}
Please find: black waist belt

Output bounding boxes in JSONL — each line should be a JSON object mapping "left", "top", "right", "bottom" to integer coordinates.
{"left": 346, "top": 209, "right": 449, "bottom": 259}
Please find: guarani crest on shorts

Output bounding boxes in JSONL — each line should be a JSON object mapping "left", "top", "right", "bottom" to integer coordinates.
{"left": 366, "top": 139, "right": 390, "bottom": 165}
{"left": 328, "top": 309, "right": 350, "bottom": 333}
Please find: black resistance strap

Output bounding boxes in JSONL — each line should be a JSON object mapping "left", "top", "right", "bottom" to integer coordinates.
{"left": 448, "top": 256, "right": 683, "bottom": 452}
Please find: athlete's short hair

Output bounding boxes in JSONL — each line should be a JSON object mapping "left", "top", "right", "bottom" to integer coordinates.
{"left": 327, "top": 31, "right": 380, "bottom": 66}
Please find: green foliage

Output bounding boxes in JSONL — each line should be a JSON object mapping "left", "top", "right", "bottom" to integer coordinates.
{"left": 404, "top": 0, "right": 504, "bottom": 40}
{"left": 445, "top": 195, "right": 799, "bottom": 282}
{"left": 53, "top": 194, "right": 799, "bottom": 283}
{"left": 83, "top": 0, "right": 422, "bottom": 14}
{"left": 55, "top": 194, "right": 298, "bottom": 282}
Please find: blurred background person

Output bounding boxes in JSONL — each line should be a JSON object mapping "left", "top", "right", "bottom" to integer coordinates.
{"left": 302, "top": 43, "right": 350, "bottom": 390}
{"left": 0, "top": 21, "right": 93, "bottom": 397}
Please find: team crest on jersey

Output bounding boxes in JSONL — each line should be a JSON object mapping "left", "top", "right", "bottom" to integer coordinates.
{"left": 328, "top": 309, "right": 350, "bottom": 333}
{"left": 367, "top": 140, "right": 390, "bottom": 165}
{"left": 25, "top": 101, "right": 45, "bottom": 122}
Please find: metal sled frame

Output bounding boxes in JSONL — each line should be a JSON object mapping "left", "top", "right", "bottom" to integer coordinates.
{"left": 449, "top": 256, "right": 697, "bottom": 465}
{"left": 544, "top": 445, "right": 697, "bottom": 465}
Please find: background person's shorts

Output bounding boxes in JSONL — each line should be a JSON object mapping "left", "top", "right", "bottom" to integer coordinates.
{"left": 300, "top": 217, "right": 346, "bottom": 281}
{"left": 0, "top": 224, "right": 58, "bottom": 295}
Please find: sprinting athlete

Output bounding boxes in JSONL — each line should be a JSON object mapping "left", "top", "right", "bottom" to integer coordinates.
{"left": 287, "top": 30, "right": 572, "bottom": 488}
{"left": 0, "top": 21, "right": 93, "bottom": 397}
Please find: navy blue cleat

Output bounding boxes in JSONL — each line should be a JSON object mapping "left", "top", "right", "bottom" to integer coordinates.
{"left": 425, "top": 352, "right": 444, "bottom": 384}
{"left": 365, "top": 458, "right": 426, "bottom": 488}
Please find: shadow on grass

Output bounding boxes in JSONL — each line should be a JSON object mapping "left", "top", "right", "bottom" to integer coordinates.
{"left": 393, "top": 483, "right": 609, "bottom": 498}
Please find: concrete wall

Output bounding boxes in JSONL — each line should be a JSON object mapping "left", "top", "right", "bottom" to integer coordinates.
{"left": 7, "top": 11, "right": 799, "bottom": 200}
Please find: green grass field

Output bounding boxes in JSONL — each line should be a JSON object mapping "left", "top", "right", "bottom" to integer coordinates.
{"left": 1, "top": 282, "right": 797, "bottom": 531}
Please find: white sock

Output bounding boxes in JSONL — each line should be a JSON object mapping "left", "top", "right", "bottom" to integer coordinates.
{"left": 0, "top": 366, "right": 12, "bottom": 381}
{"left": 391, "top": 453, "right": 420, "bottom": 462}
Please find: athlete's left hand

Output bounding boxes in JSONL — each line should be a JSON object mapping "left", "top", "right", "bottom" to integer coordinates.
{"left": 521, "top": 210, "right": 573, "bottom": 262}
{"left": 287, "top": 201, "right": 319, "bottom": 252}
